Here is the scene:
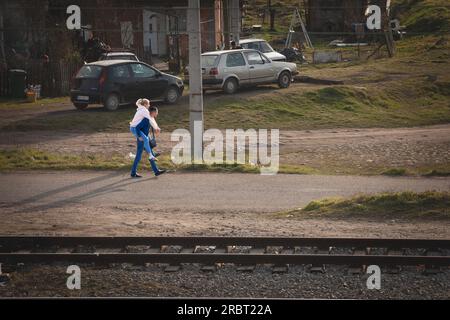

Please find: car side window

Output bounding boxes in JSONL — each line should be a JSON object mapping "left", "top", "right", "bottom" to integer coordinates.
{"left": 226, "top": 53, "right": 246, "bottom": 67}
{"left": 245, "top": 52, "right": 264, "bottom": 65}
{"left": 131, "top": 63, "right": 156, "bottom": 78}
{"left": 111, "top": 65, "right": 131, "bottom": 78}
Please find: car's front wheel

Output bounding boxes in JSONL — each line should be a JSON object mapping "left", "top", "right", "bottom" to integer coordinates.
{"left": 278, "top": 71, "right": 292, "bottom": 89}
{"left": 223, "top": 78, "right": 238, "bottom": 94}
{"left": 104, "top": 93, "right": 120, "bottom": 111}
{"left": 73, "top": 103, "right": 88, "bottom": 110}
{"left": 165, "top": 86, "right": 180, "bottom": 104}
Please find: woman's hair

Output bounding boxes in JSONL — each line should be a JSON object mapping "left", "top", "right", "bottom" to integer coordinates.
{"left": 136, "top": 98, "right": 151, "bottom": 108}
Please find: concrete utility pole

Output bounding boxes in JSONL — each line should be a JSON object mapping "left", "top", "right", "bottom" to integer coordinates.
{"left": 187, "top": 0, "right": 204, "bottom": 163}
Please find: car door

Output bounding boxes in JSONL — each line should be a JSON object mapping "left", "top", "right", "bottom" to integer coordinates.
{"left": 223, "top": 52, "right": 250, "bottom": 85}
{"left": 130, "top": 63, "right": 168, "bottom": 99}
{"left": 244, "top": 51, "right": 274, "bottom": 84}
{"left": 109, "top": 64, "right": 135, "bottom": 102}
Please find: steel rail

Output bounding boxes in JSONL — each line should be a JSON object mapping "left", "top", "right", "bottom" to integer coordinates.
{"left": 0, "top": 237, "right": 449, "bottom": 267}
{"left": 0, "top": 253, "right": 449, "bottom": 266}
{"left": 1, "top": 236, "right": 449, "bottom": 250}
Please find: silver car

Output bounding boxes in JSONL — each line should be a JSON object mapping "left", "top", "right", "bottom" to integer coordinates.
{"left": 240, "top": 39, "right": 287, "bottom": 62}
{"left": 187, "top": 49, "right": 298, "bottom": 94}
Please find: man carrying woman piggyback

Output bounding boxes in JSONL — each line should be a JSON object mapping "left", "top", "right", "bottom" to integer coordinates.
{"left": 129, "top": 98, "right": 166, "bottom": 178}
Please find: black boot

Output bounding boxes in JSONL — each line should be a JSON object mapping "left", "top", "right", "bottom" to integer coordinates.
{"left": 155, "top": 169, "right": 167, "bottom": 177}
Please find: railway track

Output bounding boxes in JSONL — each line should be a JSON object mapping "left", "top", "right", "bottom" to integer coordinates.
{"left": 0, "top": 236, "right": 449, "bottom": 269}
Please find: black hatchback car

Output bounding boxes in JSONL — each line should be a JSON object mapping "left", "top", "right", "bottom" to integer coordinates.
{"left": 71, "top": 60, "right": 184, "bottom": 111}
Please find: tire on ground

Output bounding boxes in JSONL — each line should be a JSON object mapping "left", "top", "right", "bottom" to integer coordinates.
{"left": 278, "top": 71, "right": 292, "bottom": 89}
{"left": 104, "top": 93, "right": 120, "bottom": 111}
{"left": 223, "top": 78, "right": 238, "bottom": 94}
{"left": 165, "top": 86, "right": 180, "bottom": 104}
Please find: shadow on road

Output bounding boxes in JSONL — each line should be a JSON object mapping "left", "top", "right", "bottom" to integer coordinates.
{"left": 1, "top": 171, "right": 151, "bottom": 212}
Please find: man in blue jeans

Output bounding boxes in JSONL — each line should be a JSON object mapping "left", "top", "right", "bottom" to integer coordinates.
{"left": 130, "top": 103, "right": 166, "bottom": 178}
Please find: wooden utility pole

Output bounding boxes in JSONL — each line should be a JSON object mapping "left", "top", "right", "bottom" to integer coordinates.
{"left": 187, "top": 0, "right": 204, "bottom": 163}
{"left": 230, "top": 0, "right": 241, "bottom": 44}
{"left": 383, "top": 7, "right": 396, "bottom": 57}
{"left": 268, "top": 0, "right": 275, "bottom": 31}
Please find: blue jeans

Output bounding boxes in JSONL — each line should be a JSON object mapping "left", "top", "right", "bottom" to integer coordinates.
{"left": 130, "top": 127, "right": 158, "bottom": 175}
{"left": 130, "top": 127, "right": 155, "bottom": 156}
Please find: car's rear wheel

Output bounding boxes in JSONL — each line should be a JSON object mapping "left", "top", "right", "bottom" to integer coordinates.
{"left": 165, "top": 86, "right": 180, "bottom": 104}
{"left": 223, "top": 78, "right": 238, "bottom": 94}
{"left": 278, "top": 71, "right": 292, "bottom": 89}
{"left": 104, "top": 93, "right": 120, "bottom": 111}
{"left": 73, "top": 103, "right": 88, "bottom": 110}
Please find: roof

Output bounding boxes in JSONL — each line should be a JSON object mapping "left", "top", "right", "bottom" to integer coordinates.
{"left": 239, "top": 39, "right": 266, "bottom": 44}
{"left": 202, "top": 49, "right": 258, "bottom": 56}
{"left": 86, "top": 60, "right": 140, "bottom": 67}
{"left": 103, "top": 52, "right": 137, "bottom": 56}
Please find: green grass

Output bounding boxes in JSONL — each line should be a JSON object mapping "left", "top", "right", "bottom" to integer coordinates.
{"left": 204, "top": 82, "right": 450, "bottom": 130}
{"left": 424, "top": 169, "right": 450, "bottom": 176}
{"left": 0, "top": 97, "right": 69, "bottom": 110}
{"left": 382, "top": 168, "right": 408, "bottom": 176}
{"left": 277, "top": 191, "right": 450, "bottom": 220}
{"left": 0, "top": 148, "right": 318, "bottom": 174}
{"left": 1, "top": 148, "right": 448, "bottom": 176}
{"left": 392, "top": 0, "right": 450, "bottom": 33}
{"left": 0, "top": 148, "right": 129, "bottom": 171}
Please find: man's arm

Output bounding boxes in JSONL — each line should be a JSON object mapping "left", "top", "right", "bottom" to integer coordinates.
{"left": 150, "top": 118, "right": 161, "bottom": 135}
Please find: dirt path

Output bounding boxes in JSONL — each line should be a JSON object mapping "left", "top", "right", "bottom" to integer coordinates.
{"left": 1, "top": 124, "right": 449, "bottom": 173}
{"left": 0, "top": 171, "right": 449, "bottom": 238}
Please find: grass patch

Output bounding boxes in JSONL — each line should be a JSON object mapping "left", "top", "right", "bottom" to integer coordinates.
{"left": 392, "top": 0, "right": 450, "bottom": 33}
{"left": 0, "top": 148, "right": 318, "bottom": 174}
{"left": 0, "top": 149, "right": 129, "bottom": 171}
{"left": 205, "top": 80, "right": 450, "bottom": 130}
{"left": 382, "top": 168, "right": 408, "bottom": 176}
{"left": 278, "top": 191, "right": 450, "bottom": 220}
{"left": 424, "top": 169, "right": 450, "bottom": 176}
{"left": 0, "top": 97, "right": 69, "bottom": 110}
{"left": 1, "top": 148, "right": 448, "bottom": 176}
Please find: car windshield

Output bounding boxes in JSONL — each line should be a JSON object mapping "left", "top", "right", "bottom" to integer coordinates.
{"left": 259, "top": 41, "right": 274, "bottom": 53}
{"left": 76, "top": 65, "right": 103, "bottom": 78}
{"left": 202, "top": 55, "right": 219, "bottom": 67}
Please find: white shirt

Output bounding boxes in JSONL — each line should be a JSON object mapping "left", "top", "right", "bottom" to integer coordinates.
{"left": 130, "top": 106, "right": 151, "bottom": 128}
